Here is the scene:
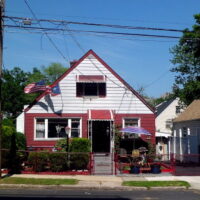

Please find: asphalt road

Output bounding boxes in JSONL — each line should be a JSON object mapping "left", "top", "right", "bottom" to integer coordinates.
{"left": 0, "top": 188, "right": 200, "bottom": 200}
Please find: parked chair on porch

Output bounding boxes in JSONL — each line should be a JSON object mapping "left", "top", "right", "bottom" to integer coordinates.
{"left": 118, "top": 148, "right": 129, "bottom": 163}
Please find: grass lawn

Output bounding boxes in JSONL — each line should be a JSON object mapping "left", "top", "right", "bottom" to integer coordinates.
{"left": 122, "top": 181, "right": 190, "bottom": 189}
{"left": 0, "top": 177, "right": 78, "bottom": 185}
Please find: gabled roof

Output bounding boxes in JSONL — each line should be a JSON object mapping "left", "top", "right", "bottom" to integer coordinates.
{"left": 25, "top": 49, "right": 155, "bottom": 113}
{"left": 173, "top": 99, "right": 200, "bottom": 122}
{"left": 155, "top": 98, "right": 175, "bottom": 117}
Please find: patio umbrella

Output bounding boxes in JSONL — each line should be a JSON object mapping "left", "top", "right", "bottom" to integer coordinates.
{"left": 120, "top": 126, "right": 151, "bottom": 136}
{"left": 120, "top": 126, "right": 151, "bottom": 150}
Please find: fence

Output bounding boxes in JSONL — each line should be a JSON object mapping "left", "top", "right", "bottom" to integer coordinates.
{"left": 1, "top": 149, "right": 200, "bottom": 176}
{"left": 171, "top": 153, "right": 200, "bottom": 176}
{"left": 116, "top": 153, "right": 173, "bottom": 175}
{"left": 1, "top": 149, "right": 92, "bottom": 175}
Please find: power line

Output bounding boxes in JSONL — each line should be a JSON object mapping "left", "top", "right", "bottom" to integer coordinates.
{"left": 4, "top": 24, "right": 181, "bottom": 39}
{"left": 4, "top": 10, "right": 193, "bottom": 26}
{"left": 5, "top": 29, "right": 178, "bottom": 43}
{"left": 4, "top": 15, "right": 184, "bottom": 33}
{"left": 23, "top": 0, "right": 67, "bottom": 62}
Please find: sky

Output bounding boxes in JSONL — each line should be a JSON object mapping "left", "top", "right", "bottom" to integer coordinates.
{"left": 3, "top": 0, "right": 200, "bottom": 98}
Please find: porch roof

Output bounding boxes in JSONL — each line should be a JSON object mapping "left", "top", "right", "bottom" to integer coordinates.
{"left": 88, "top": 110, "right": 114, "bottom": 121}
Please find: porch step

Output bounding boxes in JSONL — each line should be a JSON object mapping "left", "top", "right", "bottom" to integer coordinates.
{"left": 92, "top": 153, "right": 114, "bottom": 175}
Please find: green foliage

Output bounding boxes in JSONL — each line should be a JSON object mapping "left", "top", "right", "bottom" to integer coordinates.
{"left": 147, "top": 142, "right": 156, "bottom": 161}
{"left": 8, "top": 132, "right": 22, "bottom": 174}
{"left": 54, "top": 138, "right": 68, "bottom": 152}
{"left": 114, "top": 125, "right": 122, "bottom": 154}
{"left": 49, "top": 152, "right": 68, "bottom": 172}
{"left": 2, "top": 63, "right": 67, "bottom": 118}
{"left": 69, "top": 138, "right": 91, "bottom": 170}
{"left": 171, "top": 14, "right": 200, "bottom": 105}
{"left": 28, "top": 152, "right": 49, "bottom": 172}
{"left": 70, "top": 154, "right": 89, "bottom": 170}
{"left": 69, "top": 138, "right": 91, "bottom": 153}
{"left": 2, "top": 118, "right": 15, "bottom": 127}
{"left": 42, "top": 62, "right": 68, "bottom": 84}
{"left": 2, "top": 67, "right": 30, "bottom": 118}
{"left": 0, "top": 177, "right": 78, "bottom": 185}
{"left": 2, "top": 125, "right": 15, "bottom": 149}
{"left": 16, "top": 132, "right": 26, "bottom": 150}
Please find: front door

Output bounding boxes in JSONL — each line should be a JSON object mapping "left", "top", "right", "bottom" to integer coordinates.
{"left": 92, "top": 121, "right": 111, "bottom": 153}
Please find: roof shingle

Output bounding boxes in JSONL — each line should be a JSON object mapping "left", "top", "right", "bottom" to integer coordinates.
{"left": 173, "top": 100, "right": 200, "bottom": 122}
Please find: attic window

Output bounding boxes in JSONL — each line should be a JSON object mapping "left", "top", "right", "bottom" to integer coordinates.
{"left": 76, "top": 75, "right": 106, "bottom": 97}
{"left": 176, "top": 106, "right": 181, "bottom": 114}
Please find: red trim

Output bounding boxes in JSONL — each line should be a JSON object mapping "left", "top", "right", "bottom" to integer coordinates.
{"left": 77, "top": 75, "right": 105, "bottom": 82}
{"left": 25, "top": 49, "right": 154, "bottom": 113}
{"left": 89, "top": 110, "right": 113, "bottom": 120}
{"left": 25, "top": 113, "right": 88, "bottom": 148}
{"left": 115, "top": 113, "right": 156, "bottom": 144}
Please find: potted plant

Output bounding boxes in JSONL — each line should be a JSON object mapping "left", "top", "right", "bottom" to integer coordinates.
{"left": 150, "top": 163, "right": 161, "bottom": 174}
{"left": 130, "top": 157, "right": 141, "bottom": 174}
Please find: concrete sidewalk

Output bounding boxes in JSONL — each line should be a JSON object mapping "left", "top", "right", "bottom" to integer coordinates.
{"left": 4, "top": 174, "right": 200, "bottom": 190}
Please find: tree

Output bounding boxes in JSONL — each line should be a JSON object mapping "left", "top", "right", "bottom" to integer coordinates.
{"left": 42, "top": 62, "right": 68, "bottom": 84}
{"left": 2, "top": 67, "right": 29, "bottom": 118}
{"left": 170, "top": 14, "right": 200, "bottom": 105}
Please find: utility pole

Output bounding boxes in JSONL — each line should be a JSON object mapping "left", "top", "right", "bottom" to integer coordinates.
{"left": 0, "top": 0, "right": 4, "bottom": 179}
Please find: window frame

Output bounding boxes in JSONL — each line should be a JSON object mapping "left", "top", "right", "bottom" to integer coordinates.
{"left": 76, "top": 82, "right": 106, "bottom": 98}
{"left": 122, "top": 117, "right": 140, "bottom": 128}
{"left": 34, "top": 117, "right": 82, "bottom": 140}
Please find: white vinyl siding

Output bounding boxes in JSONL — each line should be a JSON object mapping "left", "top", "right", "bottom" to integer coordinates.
{"left": 28, "top": 56, "right": 153, "bottom": 114}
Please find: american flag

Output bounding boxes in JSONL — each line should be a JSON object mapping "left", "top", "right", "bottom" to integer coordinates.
{"left": 24, "top": 80, "right": 47, "bottom": 94}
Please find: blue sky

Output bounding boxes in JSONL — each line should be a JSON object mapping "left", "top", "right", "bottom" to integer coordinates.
{"left": 4, "top": 0, "right": 200, "bottom": 98}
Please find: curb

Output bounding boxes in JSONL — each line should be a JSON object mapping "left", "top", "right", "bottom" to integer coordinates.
{"left": 0, "top": 184, "right": 189, "bottom": 191}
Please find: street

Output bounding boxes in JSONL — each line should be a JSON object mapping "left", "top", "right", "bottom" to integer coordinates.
{"left": 0, "top": 188, "right": 199, "bottom": 200}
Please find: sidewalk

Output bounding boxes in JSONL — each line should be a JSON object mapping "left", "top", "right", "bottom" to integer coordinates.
{"left": 2, "top": 174, "right": 199, "bottom": 190}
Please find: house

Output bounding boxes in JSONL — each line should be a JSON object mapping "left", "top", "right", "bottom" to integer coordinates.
{"left": 155, "top": 98, "right": 183, "bottom": 157}
{"left": 172, "top": 99, "right": 200, "bottom": 161}
{"left": 22, "top": 49, "right": 155, "bottom": 153}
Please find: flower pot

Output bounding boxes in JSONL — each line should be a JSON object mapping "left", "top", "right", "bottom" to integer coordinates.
{"left": 130, "top": 166, "right": 140, "bottom": 174}
{"left": 151, "top": 164, "right": 161, "bottom": 174}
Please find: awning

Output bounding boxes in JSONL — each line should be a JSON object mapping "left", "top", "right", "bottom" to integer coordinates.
{"left": 88, "top": 110, "right": 114, "bottom": 121}
{"left": 156, "top": 132, "right": 171, "bottom": 138}
{"left": 77, "top": 75, "right": 106, "bottom": 83}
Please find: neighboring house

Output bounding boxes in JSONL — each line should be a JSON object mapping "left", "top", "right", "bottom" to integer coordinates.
{"left": 20, "top": 50, "right": 155, "bottom": 152}
{"left": 172, "top": 99, "right": 200, "bottom": 161}
{"left": 155, "top": 98, "right": 183, "bottom": 157}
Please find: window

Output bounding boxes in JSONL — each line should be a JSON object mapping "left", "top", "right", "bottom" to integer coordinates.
{"left": 36, "top": 119, "right": 45, "bottom": 138}
{"left": 176, "top": 106, "right": 181, "bottom": 114}
{"left": 48, "top": 118, "right": 68, "bottom": 138}
{"left": 165, "top": 119, "right": 172, "bottom": 129}
{"left": 76, "top": 82, "right": 106, "bottom": 97}
{"left": 124, "top": 118, "right": 139, "bottom": 127}
{"left": 182, "top": 127, "right": 187, "bottom": 137}
{"left": 35, "top": 118, "right": 81, "bottom": 139}
{"left": 71, "top": 119, "right": 80, "bottom": 138}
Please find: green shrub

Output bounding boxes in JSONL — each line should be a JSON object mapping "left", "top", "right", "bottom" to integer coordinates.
{"left": 49, "top": 152, "right": 68, "bottom": 172}
{"left": 69, "top": 138, "right": 91, "bottom": 170}
{"left": 69, "top": 138, "right": 91, "bottom": 153}
{"left": 28, "top": 152, "right": 49, "bottom": 172}
{"left": 55, "top": 138, "right": 68, "bottom": 152}
{"left": 70, "top": 153, "right": 89, "bottom": 170}
{"left": 1, "top": 125, "right": 26, "bottom": 169}
{"left": 16, "top": 132, "right": 26, "bottom": 150}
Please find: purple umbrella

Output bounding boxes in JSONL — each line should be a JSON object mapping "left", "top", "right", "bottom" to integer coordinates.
{"left": 120, "top": 126, "right": 151, "bottom": 150}
{"left": 120, "top": 126, "right": 151, "bottom": 136}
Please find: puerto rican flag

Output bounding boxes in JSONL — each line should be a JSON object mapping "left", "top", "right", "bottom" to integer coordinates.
{"left": 24, "top": 80, "right": 46, "bottom": 94}
{"left": 46, "top": 83, "right": 61, "bottom": 96}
